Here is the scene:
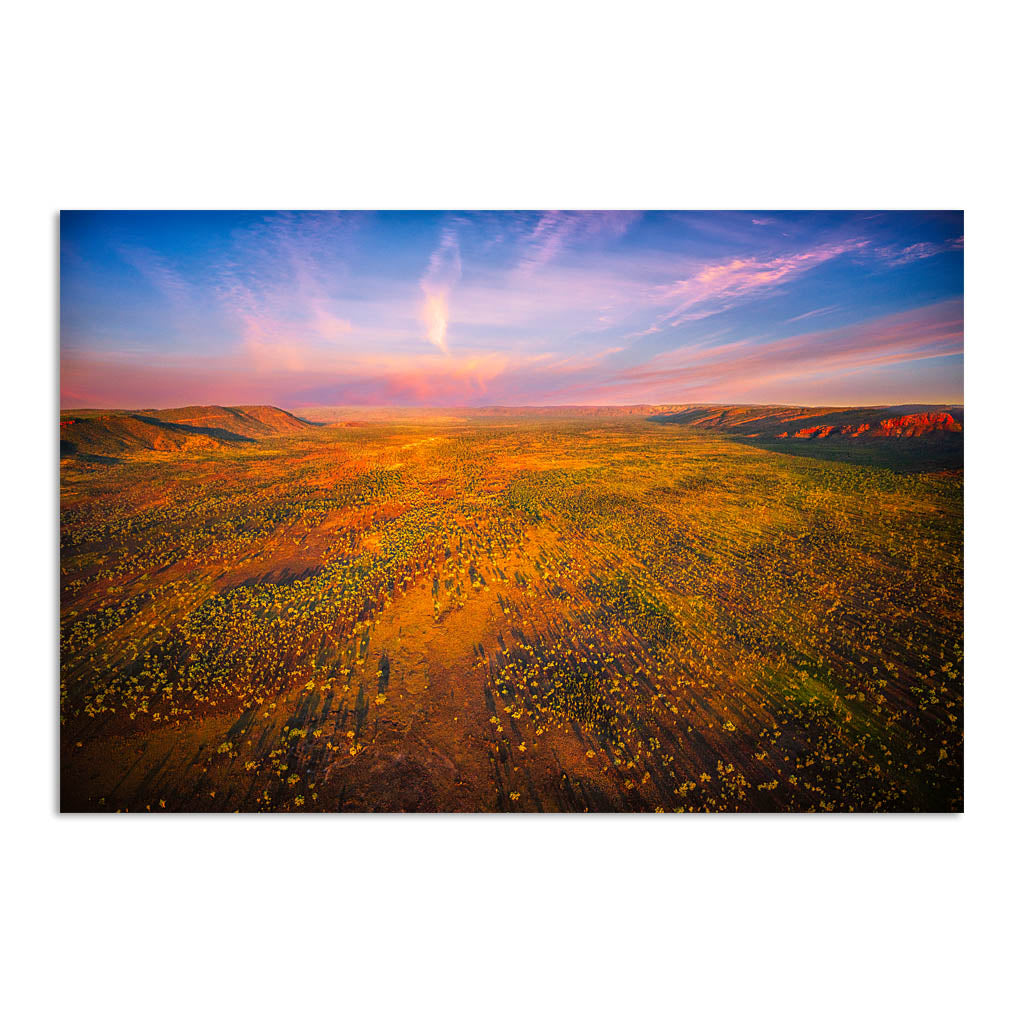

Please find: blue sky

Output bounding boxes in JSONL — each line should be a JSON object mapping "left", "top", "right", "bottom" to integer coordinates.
{"left": 60, "top": 210, "right": 963, "bottom": 408}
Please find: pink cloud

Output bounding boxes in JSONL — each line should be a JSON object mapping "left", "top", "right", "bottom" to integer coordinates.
{"left": 637, "top": 240, "right": 869, "bottom": 335}
{"left": 211, "top": 212, "right": 369, "bottom": 362}
{"left": 60, "top": 341, "right": 527, "bottom": 409}
{"left": 553, "top": 300, "right": 963, "bottom": 404}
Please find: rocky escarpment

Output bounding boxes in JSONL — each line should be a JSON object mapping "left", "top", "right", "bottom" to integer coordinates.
{"left": 655, "top": 404, "right": 963, "bottom": 442}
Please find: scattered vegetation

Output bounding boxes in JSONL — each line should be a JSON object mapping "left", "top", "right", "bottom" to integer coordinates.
{"left": 60, "top": 412, "right": 963, "bottom": 812}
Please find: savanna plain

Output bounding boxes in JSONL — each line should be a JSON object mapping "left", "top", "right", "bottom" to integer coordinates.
{"left": 60, "top": 404, "right": 963, "bottom": 812}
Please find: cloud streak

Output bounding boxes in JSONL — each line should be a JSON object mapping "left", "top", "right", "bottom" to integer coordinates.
{"left": 517, "top": 211, "right": 640, "bottom": 274}
{"left": 875, "top": 234, "right": 964, "bottom": 266}
{"left": 557, "top": 300, "right": 963, "bottom": 404}
{"left": 637, "top": 240, "right": 869, "bottom": 336}
{"left": 419, "top": 227, "right": 461, "bottom": 355}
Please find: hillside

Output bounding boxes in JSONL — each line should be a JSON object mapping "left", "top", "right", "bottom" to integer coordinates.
{"left": 60, "top": 405, "right": 308, "bottom": 461}
{"left": 651, "top": 404, "right": 963, "bottom": 439}
{"left": 138, "top": 405, "right": 310, "bottom": 436}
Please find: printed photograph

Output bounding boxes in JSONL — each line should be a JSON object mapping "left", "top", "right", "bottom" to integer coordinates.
{"left": 59, "top": 211, "right": 964, "bottom": 812}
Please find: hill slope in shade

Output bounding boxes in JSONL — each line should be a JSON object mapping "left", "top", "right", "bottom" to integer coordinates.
{"left": 60, "top": 415, "right": 242, "bottom": 458}
{"left": 60, "top": 405, "right": 308, "bottom": 460}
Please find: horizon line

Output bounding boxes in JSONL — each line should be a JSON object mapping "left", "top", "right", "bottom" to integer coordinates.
{"left": 60, "top": 399, "right": 966, "bottom": 412}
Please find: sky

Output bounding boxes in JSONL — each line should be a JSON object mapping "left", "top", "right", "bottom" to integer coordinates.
{"left": 60, "top": 210, "right": 963, "bottom": 409}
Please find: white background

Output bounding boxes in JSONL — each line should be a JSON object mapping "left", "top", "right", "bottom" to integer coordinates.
{"left": 4, "top": 2, "right": 1021, "bottom": 1021}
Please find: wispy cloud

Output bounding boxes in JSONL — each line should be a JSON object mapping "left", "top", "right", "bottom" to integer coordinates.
{"left": 785, "top": 304, "right": 841, "bottom": 323}
{"left": 565, "top": 300, "right": 963, "bottom": 404}
{"left": 419, "top": 226, "right": 461, "bottom": 355}
{"left": 875, "top": 234, "right": 963, "bottom": 266}
{"left": 517, "top": 211, "right": 639, "bottom": 274}
{"left": 636, "top": 240, "right": 869, "bottom": 336}
{"left": 211, "top": 212, "right": 369, "bottom": 368}
{"left": 118, "top": 246, "right": 192, "bottom": 307}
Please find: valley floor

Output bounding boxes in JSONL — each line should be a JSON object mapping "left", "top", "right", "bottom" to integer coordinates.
{"left": 59, "top": 416, "right": 963, "bottom": 811}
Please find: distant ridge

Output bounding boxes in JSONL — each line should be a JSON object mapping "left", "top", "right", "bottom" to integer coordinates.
{"left": 60, "top": 405, "right": 309, "bottom": 461}
{"left": 651, "top": 404, "right": 963, "bottom": 439}
{"left": 293, "top": 402, "right": 963, "bottom": 428}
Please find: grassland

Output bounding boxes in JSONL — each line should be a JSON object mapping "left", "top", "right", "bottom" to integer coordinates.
{"left": 59, "top": 411, "right": 963, "bottom": 812}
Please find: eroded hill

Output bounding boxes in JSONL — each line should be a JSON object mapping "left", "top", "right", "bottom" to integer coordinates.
{"left": 60, "top": 405, "right": 309, "bottom": 461}
{"left": 138, "top": 405, "right": 311, "bottom": 436}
